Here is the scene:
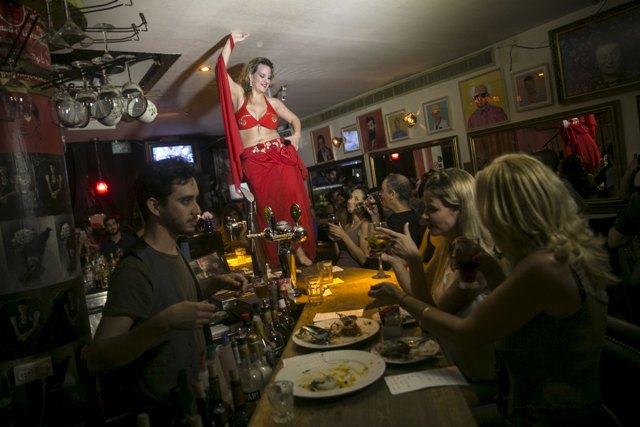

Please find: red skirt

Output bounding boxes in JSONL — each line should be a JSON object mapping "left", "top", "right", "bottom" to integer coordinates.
{"left": 241, "top": 139, "right": 316, "bottom": 266}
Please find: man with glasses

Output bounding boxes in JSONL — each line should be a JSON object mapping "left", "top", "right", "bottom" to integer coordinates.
{"left": 467, "top": 84, "right": 507, "bottom": 129}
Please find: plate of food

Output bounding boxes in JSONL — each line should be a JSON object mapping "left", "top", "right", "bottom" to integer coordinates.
{"left": 292, "top": 316, "right": 380, "bottom": 349}
{"left": 371, "top": 337, "right": 440, "bottom": 364}
{"left": 275, "top": 350, "right": 386, "bottom": 398}
{"left": 371, "top": 307, "right": 417, "bottom": 326}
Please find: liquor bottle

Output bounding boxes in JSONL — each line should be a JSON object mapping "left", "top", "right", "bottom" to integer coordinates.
{"left": 260, "top": 300, "right": 285, "bottom": 358}
{"left": 276, "top": 286, "right": 296, "bottom": 334}
{"left": 270, "top": 294, "right": 291, "bottom": 337}
{"left": 194, "top": 383, "right": 211, "bottom": 427}
{"left": 207, "top": 364, "right": 231, "bottom": 427}
{"left": 237, "top": 339, "right": 263, "bottom": 417}
{"left": 136, "top": 413, "right": 151, "bottom": 427}
{"left": 206, "top": 344, "right": 234, "bottom": 411}
{"left": 229, "top": 370, "right": 249, "bottom": 427}
{"left": 217, "top": 332, "right": 238, "bottom": 389}
{"left": 169, "top": 386, "right": 191, "bottom": 427}
{"left": 249, "top": 338, "right": 272, "bottom": 384}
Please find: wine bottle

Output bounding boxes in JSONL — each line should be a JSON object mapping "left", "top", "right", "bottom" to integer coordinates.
{"left": 207, "top": 364, "right": 231, "bottom": 427}
{"left": 229, "top": 370, "right": 249, "bottom": 427}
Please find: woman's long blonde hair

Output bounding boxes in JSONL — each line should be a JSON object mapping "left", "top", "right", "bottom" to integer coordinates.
{"left": 476, "top": 153, "right": 615, "bottom": 289}
{"left": 424, "top": 168, "right": 494, "bottom": 254}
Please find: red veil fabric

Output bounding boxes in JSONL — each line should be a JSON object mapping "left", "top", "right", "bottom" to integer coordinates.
{"left": 560, "top": 114, "right": 601, "bottom": 174}
{"left": 215, "top": 36, "right": 244, "bottom": 194}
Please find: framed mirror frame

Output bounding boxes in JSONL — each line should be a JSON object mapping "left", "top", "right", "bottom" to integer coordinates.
{"left": 467, "top": 101, "right": 627, "bottom": 213}
{"left": 368, "top": 136, "right": 460, "bottom": 189}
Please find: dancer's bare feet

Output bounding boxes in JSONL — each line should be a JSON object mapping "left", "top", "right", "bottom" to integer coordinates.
{"left": 296, "top": 247, "right": 313, "bottom": 266}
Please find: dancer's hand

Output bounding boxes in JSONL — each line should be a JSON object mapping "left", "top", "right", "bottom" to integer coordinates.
{"left": 231, "top": 31, "right": 250, "bottom": 43}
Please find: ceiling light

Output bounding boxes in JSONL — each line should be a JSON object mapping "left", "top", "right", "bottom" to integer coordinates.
{"left": 403, "top": 113, "right": 417, "bottom": 127}
{"left": 331, "top": 137, "right": 343, "bottom": 147}
{"left": 199, "top": 65, "right": 211, "bottom": 72}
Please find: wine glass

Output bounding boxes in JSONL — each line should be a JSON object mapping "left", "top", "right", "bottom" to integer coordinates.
{"left": 327, "top": 213, "right": 339, "bottom": 241}
{"left": 53, "top": 0, "right": 88, "bottom": 47}
{"left": 40, "top": 0, "right": 73, "bottom": 54}
{"left": 367, "top": 222, "right": 390, "bottom": 279}
{"left": 91, "top": 24, "right": 125, "bottom": 75}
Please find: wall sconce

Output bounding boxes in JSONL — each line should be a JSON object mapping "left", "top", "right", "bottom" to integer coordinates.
{"left": 403, "top": 112, "right": 417, "bottom": 127}
{"left": 331, "top": 136, "right": 343, "bottom": 147}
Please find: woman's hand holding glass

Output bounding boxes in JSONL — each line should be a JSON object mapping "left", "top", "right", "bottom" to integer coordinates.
{"left": 379, "top": 223, "right": 421, "bottom": 262}
{"left": 366, "top": 282, "right": 405, "bottom": 309}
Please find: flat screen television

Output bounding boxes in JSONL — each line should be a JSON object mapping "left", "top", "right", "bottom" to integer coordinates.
{"left": 150, "top": 144, "right": 196, "bottom": 163}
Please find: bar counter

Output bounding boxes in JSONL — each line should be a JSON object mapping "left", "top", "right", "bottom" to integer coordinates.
{"left": 248, "top": 266, "right": 477, "bottom": 427}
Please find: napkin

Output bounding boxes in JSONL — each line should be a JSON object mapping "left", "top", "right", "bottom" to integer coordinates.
{"left": 313, "top": 309, "right": 364, "bottom": 322}
{"left": 384, "top": 366, "right": 468, "bottom": 395}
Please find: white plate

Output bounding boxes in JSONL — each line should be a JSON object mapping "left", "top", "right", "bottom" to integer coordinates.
{"left": 292, "top": 317, "right": 380, "bottom": 349}
{"left": 371, "top": 307, "right": 418, "bottom": 326}
{"left": 371, "top": 337, "right": 440, "bottom": 364}
{"left": 275, "top": 350, "right": 386, "bottom": 398}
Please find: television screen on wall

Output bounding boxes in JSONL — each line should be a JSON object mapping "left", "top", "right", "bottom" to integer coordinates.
{"left": 150, "top": 144, "right": 195, "bottom": 163}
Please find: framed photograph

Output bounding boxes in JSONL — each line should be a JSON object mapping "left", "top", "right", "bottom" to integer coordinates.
{"left": 459, "top": 69, "right": 509, "bottom": 131}
{"left": 549, "top": 1, "right": 640, "bottom": 103}
{"left": 512, "top": 64, "right": 553, "bottom": 112}
{"left": 385, "top": 109, "right": 410, "bottom": 143}
{"left": 356, "top": 109, "right": 387, "bottom": 153}
{"left": 311, "top": 126, "right": 333, "bottom": 163}
{"left": 341, "top": 124, "right": 360, "bottom": 154}
{"left": 423, "top": 97, "right": 452, "bottom": 134}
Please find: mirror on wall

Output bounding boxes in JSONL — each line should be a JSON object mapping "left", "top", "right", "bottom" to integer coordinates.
{"left": 369, "top": 137, "right": 460, "bottom": 188}
{"left": 468, "top": 102, "right": 626, "bottom": 210}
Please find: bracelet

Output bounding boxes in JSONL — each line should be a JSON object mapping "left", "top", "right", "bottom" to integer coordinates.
{"left": 419, "top": 305, "right": 431, "bottom": 329}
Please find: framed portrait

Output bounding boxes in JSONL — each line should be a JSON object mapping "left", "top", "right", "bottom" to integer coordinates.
{"left": 512, "top": 64, "right": 553, "bottom": 112}
{"left": 549, "top": 1, "right": 640, "bottom": 104}
{"left": 356, "top": 109, "right": 387, "bottom": 153}
{"left": 423, "top": 97, "right": 452, "bottom": 134}
{"left": 311, "top": 126, "right": 333, "bottom": 164}
{"left": 385, "top": 109, "right": 410, "bottom": 143}
{"left": 341, "top": 124, "right": 360, "bottom": 154}
{"left": 458, "top": 68, "right": 509, "bottom": 131}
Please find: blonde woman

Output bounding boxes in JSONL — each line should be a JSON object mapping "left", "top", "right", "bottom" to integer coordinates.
{"left": 369, "top": 154, "right": 614, "bottom": 426}
{"left": 380, "top": 168, "right": 506, "bottom": 406}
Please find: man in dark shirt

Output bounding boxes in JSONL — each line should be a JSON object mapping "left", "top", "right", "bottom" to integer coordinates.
{"left": 100, "top": 216, "right": 138, "bottom": 258}
{"left": 379, "top": 173, "right": 421, "bottom": 246}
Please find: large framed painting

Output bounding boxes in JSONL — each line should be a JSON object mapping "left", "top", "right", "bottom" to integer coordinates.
{"left": 512, "top": 64, "right": 553, "bottom": 112}
{"left": 311, "top": 126, "right": 333, "bottom": 164}
{"left": 458, "top": 69, "right": 509, "bottom": 131}
{"left": 549, "top": 1, "right": 640, "bottom": 103}
{"left": 356, "top": 109, "right": 387, "bottom": 153}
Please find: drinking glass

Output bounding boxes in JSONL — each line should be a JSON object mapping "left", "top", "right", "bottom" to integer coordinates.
{"left": 367, "top": 222, "right": 390, "bottom": 279}
{"left": 304, "top": 275, "right": 324, "bottom": 306}
{"left": 317, "top": 260, "right": 333, "bottom": 286}
{"left": 54, "top": 0, "right": 88, "bottom": 47}
{"left": 266, "top": 380, "right": 294, "bottom": 424}
{"left": 327, "top": 213, "right": 339, "bottom": 241}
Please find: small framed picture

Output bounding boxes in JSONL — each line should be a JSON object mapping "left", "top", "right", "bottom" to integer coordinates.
{"left": 385, "top": 109, "right": 410, "bottom": 143}
{"left": 341, "top": 124, "right": 360, "bottom": 154}
{"left": 459, "top": 68, "right": 510, "bottom": 131}
{"left": 423, "top": 97, "right": 452, "bottom": 134}
{"left": 356, "top": 109, "right": 387, "bottom": 153}
{"left": 311, "top": 126, "right": 333, "bottom": 163}
{"left": 512, "top": 64, "right": 553, "bottom": 112}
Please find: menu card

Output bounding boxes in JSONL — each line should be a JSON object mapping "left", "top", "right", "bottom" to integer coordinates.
{"left": 313, "top": 309, "right": 364, "bottom": 322}
{"left": 384, "top": 366, "right": 469, "bottom": 395}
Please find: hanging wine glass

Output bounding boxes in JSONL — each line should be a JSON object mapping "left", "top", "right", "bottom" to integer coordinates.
{"left": 40, "top": 0, "right": 72, "bottom": 54}
{"left": 56, "top": 83, "right": 86, "bottom": 128}
{"left": 3, "top": 59, "right": 33, "bottom": 124}
{"left": 91, "top": 24, "right": 125, "bottom": 75}
{"left": 53, "top": 0, "right": 88, "bottom": 47}
{"left": 71, "top": 60, "right": 97, "bottom": 128}
{"left": 120, "top": 55, "right": 147, "bottom": 119}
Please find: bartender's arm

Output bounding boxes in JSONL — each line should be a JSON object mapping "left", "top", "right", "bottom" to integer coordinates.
{"left": 87, "top": 301, "right": 216, "bottom": 374}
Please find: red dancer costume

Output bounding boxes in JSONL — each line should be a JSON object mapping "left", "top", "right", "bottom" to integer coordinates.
{"left": 216, "top": 36, "right": 316, "bottom": 266}
{"left": 560, "top": 115, "right": 601, "bottom": 174}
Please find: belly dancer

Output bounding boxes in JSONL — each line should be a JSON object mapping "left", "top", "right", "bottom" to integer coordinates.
{"left": 216, "top": 31, "right": 315, "bottom": 266}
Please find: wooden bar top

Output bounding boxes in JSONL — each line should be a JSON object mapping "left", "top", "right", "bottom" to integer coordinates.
{"left": 247, "top": 266, "right": 477, "bottom": 427}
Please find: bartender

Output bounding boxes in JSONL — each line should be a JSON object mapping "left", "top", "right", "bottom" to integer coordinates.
{"left": 87, "top": 158, "right": 247, "bottom": 423}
